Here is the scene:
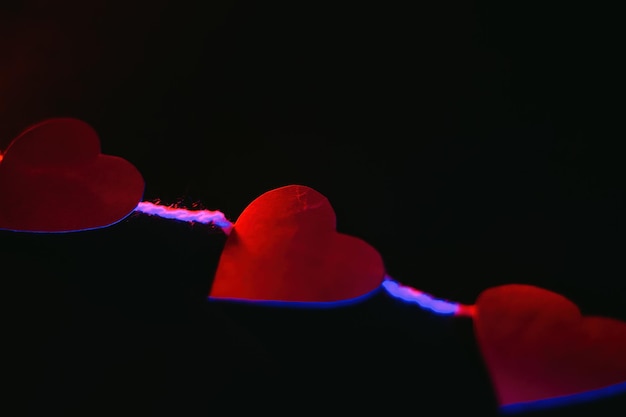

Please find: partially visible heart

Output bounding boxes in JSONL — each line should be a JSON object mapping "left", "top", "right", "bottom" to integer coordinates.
{"left": 474, "top": 284, "right": 626, "bottom": 407}
{"left": 0, "top": 118, "right": 144, "bottom": 232}
{"left": 209, "top": 184, "right": 386, "bottom": 303}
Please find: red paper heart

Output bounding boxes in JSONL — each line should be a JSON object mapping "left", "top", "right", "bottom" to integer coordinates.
{"left": 474, "top": 284, "right": 626, "bottom": 407}
{"left": 209, "top": 184, "right": 386, "bottom": 304}
{"left": 0, "top": 118, "right": 144, "bottom": 232}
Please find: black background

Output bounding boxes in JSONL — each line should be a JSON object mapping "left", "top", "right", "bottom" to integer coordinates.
{"left": 2, "top": 1, "right": 624, "bottom": 416}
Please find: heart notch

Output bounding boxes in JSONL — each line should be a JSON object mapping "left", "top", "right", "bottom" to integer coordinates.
{"left": 209, "top": 184, "right": 386, "bottom": 305}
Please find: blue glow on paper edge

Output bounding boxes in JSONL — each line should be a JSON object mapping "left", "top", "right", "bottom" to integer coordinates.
{"left": 0, "top": 197, "right": 145, "bottom": 234}
{"left": 500, "top": 381, "right": 626, "bottom": 414}
{"left": 208, "top": 276, "right": 464, "bottom": 314}
{"left": 0, "top": 210, "right": 139, "bottom": 234}
{"left": 207, "top": 282, "right": 384, "bottom": 309}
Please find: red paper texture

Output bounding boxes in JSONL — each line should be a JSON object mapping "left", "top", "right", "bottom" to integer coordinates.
{"left": 210, "top": 184, "right": 386, "bottom": 303}
{"left": 0, "top": 118, "right": 144, "bottom": 232}
{"left": 474, "top": 284, "right": 626, "bottom": 406}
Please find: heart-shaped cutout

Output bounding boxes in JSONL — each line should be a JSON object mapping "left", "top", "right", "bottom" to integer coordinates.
{"left": 0, "top": 118, "right": 144, "bottom": 232}
{"left": 474, "top": 284, "right": 626, "bottom": 410}
{"left": 209, "top": 184, "right": 386, "bottom": 304}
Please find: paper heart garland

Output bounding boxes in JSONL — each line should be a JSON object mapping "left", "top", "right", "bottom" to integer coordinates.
{"left": 0, "top": 118, "right": 144, "bottom": 232}
{"left": 209, "top": 184, "right": 386, "bottom": 304}
{"left": 474, "top": 284, "right": 626, "bottom": 410}
{"left": 3, "top": 117, "right": 623, "bottom": 412}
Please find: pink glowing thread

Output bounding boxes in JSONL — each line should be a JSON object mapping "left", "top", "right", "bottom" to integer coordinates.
{"left": 135, "top": 201, "right": 233, "bottom": 234}
{"left": 382, "top": 278, "right": 475, "bottom": 317}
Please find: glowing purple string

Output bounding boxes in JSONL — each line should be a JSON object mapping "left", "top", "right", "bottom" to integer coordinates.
{"left": 135, "top": 201, "right": 233, "bottom": 234}
{"left": 382, "top": 277, "right": 475, "bottom": 317}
